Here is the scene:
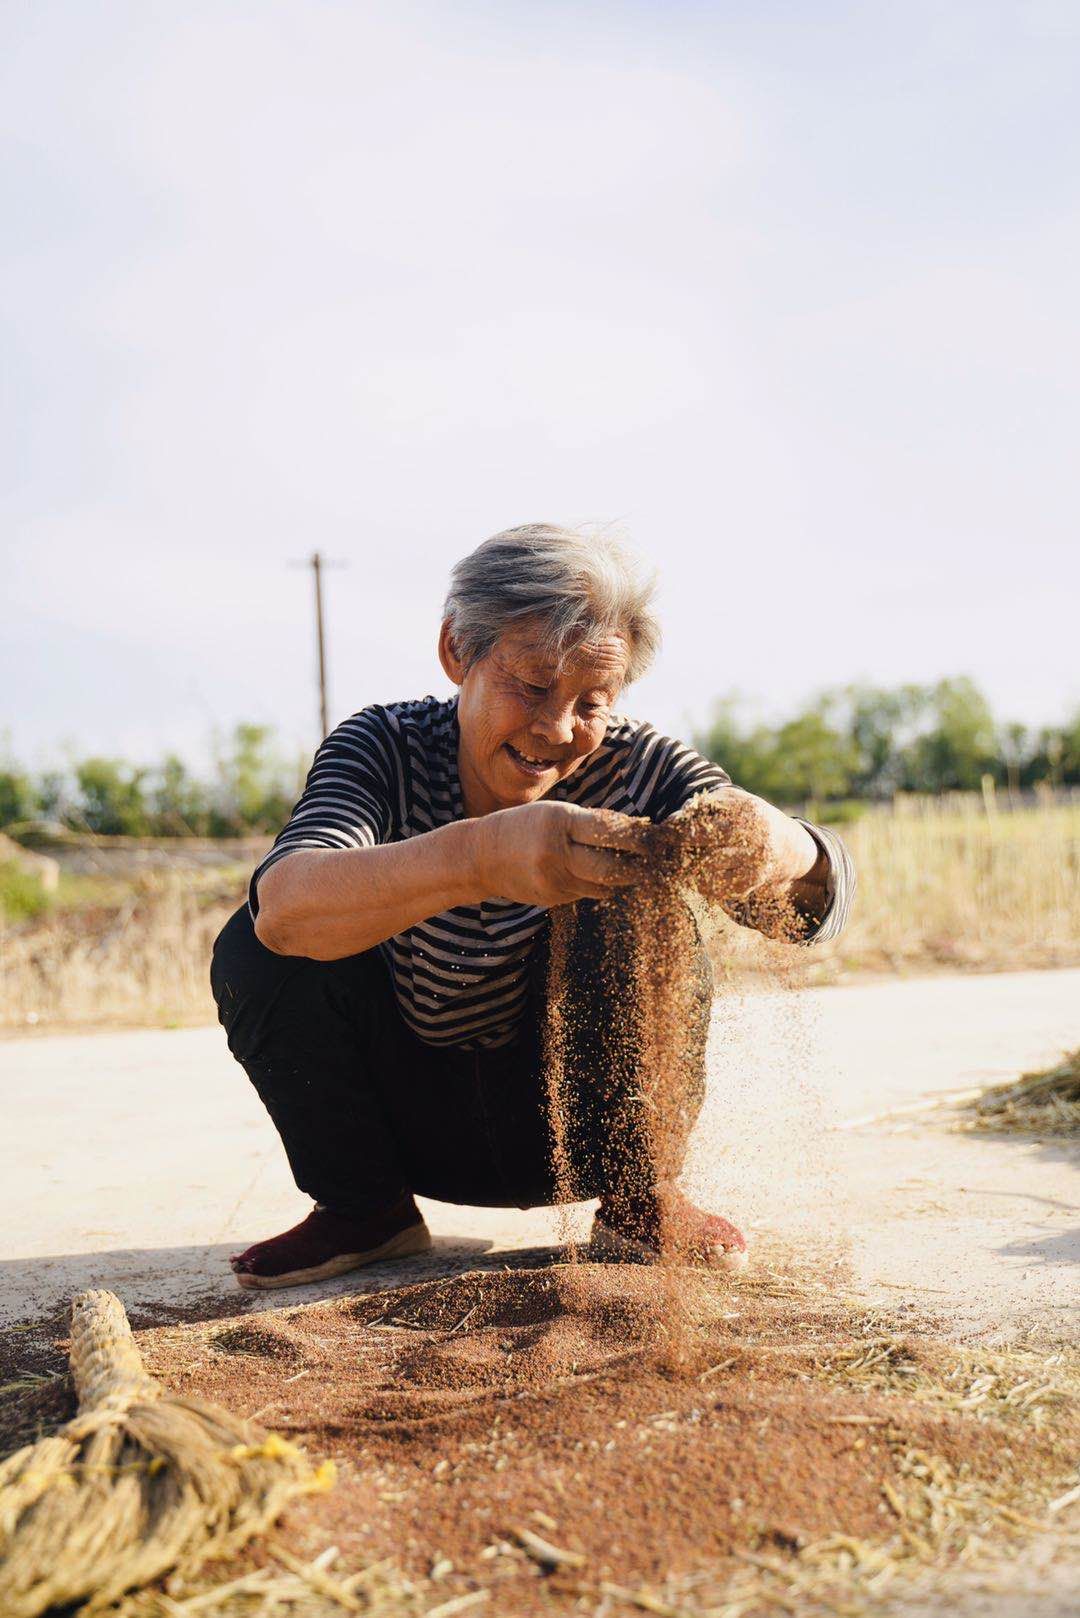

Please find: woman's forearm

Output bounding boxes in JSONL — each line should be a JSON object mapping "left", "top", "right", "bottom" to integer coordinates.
{"left": 733, "top": 841, "right": 831, "bottom": 939}
{"left": 253, "top": 819, "right": 488, "bottom": 959}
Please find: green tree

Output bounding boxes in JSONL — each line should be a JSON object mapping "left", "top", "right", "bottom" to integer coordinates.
{"left": 844, "top": 683, "right": 928, "bottom": 798}
{"left": 899, "top": 677, "right": 998, "bottom": 793}
{"left": 695, "top": 696, "right": 857, "bottom": 805}
{"left": 35, "top": 771, "right": 69, "bottom": 822}
{"left": 692, "top": 699, "right": 778, "bottom": 799}
{"left": 1023, "top": 715, "right": 1080, "bottom": 789}
{"left": 1056, "top": 708, "right": 1080, "bottom": 783}
{"left": 74, "top": 758, "right": 150, "bottom": 836}
{"left": 766, "top": 706, "right": 858, "bottom": 805}
{"left": 211, "top": 723, "right": 297, "bottom": 833}
{"left": 0, "top": 769, "right": 35, "bottom": 827}
{"left": 151, "top": 754, "right": 210, "bottom": 835}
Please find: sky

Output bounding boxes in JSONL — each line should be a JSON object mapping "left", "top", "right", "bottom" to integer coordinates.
{"left": 3, "top": 0, "right": 1079, "bottom": 771}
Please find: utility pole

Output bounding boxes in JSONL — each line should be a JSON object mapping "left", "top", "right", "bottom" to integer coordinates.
{"left": 291, "top": 552, "right": 346, "bottom": 742}
{"left": 312, "top": 551, "right": 329, "bottom": 740}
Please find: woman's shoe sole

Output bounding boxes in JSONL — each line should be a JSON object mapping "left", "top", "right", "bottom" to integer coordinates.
{"left": 234, "top": 1221, "right": 433, "bottom": 1290}
{"left": 590, "top": 1218, "right": 749, "bottom": 1274}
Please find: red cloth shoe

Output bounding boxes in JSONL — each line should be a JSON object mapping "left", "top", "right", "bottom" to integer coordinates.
{"left": 591, "top": 1187, "right": 748, "bottom": 1273}
{"left": 230, "top": 1195, "right": 431, "bottom": 1290}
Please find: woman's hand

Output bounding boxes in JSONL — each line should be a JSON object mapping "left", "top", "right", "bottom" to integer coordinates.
{"left": 474, "top": 800, "right": 650, "bottom": 907}
{"left": 667, "top": 788, "right": 823, "bottom": 909}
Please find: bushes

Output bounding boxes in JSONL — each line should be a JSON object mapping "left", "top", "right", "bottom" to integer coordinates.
{"left": 695, "top": 679, "right": 1080, "bottom": 806}
{"left": 0, "top": 770, "right": 35, "bottom": 826}
{"left": 0, "top": 860, "right": 53, "bottom": 922}
{"left": 75, "top": 758, "right": 151, "bottom": 836}
{"left": 0, "top": 724, "right": 306, "bottom": 840}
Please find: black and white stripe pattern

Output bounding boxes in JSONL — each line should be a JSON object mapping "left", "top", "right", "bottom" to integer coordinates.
{"left": 250, "top": 696, "right": 854, "bottom": 1050}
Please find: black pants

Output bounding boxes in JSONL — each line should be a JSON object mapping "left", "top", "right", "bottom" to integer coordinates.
{"left": 210, "top": 898, "right": 712, "bottom": 1218}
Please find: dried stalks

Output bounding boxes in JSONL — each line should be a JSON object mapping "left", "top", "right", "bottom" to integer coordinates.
{"left": 109, "top": 1542, "right": 424, "bottom": 1617}
{"left": 0, "top": 1292, "right": 332, "bottom": 1618}
{"left": 816, "top": 1334, "right": 1079, "bottom": 1423}
{"left": 1, "top": 877, "right": 238, "bottom": 1032}
{"left": 951, "top": 1050, "right": 1080, "bottom": 1136}
{"left": 720, "top": 799, "right": 1080, "bottom": 983}
{"left": 3, "top": 801, "right": 1078, "bottom": 1033}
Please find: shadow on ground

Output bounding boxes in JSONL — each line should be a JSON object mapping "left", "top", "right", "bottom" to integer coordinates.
{"left": 0, "top": 1237, "right": 582, "bottom": 1385}
{"left": 965, "top": 1130, "right": 1080, "bottom": 1173}
{"left": 997, "top": 1226, "right": 1080, "bottom": 1267}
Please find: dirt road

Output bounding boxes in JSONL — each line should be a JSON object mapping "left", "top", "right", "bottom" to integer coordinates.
{"left": 4, "top": 968, "right": 1077, "bottom": 1340}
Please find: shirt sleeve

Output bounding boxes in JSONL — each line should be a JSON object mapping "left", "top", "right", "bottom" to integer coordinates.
{"left": 789, "top": 819, "right": 856, "bottom": 944}
{"left": 628, "top": 727, "right": 732, "bottom": 822}
{"left": 247, "top": 706, "right": 404, "bottom": 919}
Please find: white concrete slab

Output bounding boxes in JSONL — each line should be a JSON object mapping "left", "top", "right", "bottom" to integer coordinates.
{"left": 3, "top": 970, "right": 1078, "bottom": 1339}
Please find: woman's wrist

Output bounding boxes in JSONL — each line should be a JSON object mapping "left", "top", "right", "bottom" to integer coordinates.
{"left": 777, "top": 816, "right": 820, "bottom": 884}
{"left": 441, "top": 814, "right": 496, "bottom": 905}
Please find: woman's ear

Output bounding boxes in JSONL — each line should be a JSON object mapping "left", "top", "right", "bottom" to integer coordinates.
{"left": 438, "top": 619, "right": 466, "bottom": 686}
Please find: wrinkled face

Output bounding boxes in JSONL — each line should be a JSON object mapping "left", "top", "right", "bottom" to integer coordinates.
{"left": 440, "top": 619, "right": 630, "bottom": 815}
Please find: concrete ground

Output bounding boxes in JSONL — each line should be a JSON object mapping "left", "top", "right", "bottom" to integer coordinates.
{"left": 3, "top": 968, "right": 1078, "bottom": 1339}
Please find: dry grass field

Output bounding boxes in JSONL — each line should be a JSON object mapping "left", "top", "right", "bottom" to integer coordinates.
{"left": 781, "top": 796, "right": 1080, "bottom": 980}
{"left": 2, "top": 800, "right": 1078, "bottom": 1034}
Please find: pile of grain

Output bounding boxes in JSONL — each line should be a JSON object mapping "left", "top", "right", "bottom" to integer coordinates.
{"left": 545, "top": 793, "right": 806, "bottom": 1362}
{"left": 78, "top": 1268, "right": 1080, "bottom": 1617}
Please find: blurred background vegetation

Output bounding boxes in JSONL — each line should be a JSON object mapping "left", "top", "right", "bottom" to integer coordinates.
{"left": 2, "top": 678, "right": 1079, "bottom": 843}
{"left": 2, "top": 680, "right": 1079, "bottom": 1033}
{"left": 693, "top": 677, "right": 1080, "bottom": 814}
{"left": 0, "top": 723, "right": 305, "bottom": 840}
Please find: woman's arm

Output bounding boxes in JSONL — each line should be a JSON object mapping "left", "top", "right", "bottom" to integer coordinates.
{"left": 254, "top": 818, "right": 488, "bottom": 959}
{"left": 253, "top": 800, "right": 650, "bottom": 959}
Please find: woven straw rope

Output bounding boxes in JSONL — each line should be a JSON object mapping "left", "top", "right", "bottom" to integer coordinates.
{"left": 0, "top": 1289, "right": 332, "bottom": 1618}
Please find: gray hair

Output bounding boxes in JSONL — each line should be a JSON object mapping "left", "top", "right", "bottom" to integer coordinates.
{"left": 443, "top": 524, "right": 661, "bottom": 685}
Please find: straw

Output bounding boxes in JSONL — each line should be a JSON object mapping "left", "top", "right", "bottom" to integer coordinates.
{"left": 0, "top": 1290, "right": 334, "bottom": 1617}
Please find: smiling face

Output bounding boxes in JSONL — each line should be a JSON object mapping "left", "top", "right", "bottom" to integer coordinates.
{"left": 439, "top": 618, "right": 630, "bottom": 816}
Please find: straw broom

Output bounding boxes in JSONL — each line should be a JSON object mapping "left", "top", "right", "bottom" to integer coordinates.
{"left": 0, "top": 1289, "right": 335, "bottom": 1618}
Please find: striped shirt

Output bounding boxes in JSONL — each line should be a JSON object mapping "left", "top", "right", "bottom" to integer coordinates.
{"left": 250, "top": 696, "right": 854, "bottom": 1051}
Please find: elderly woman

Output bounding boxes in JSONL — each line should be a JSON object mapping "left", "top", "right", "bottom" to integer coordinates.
{"left": 212, "top": 525, "right": 853, "bottom": 1289}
